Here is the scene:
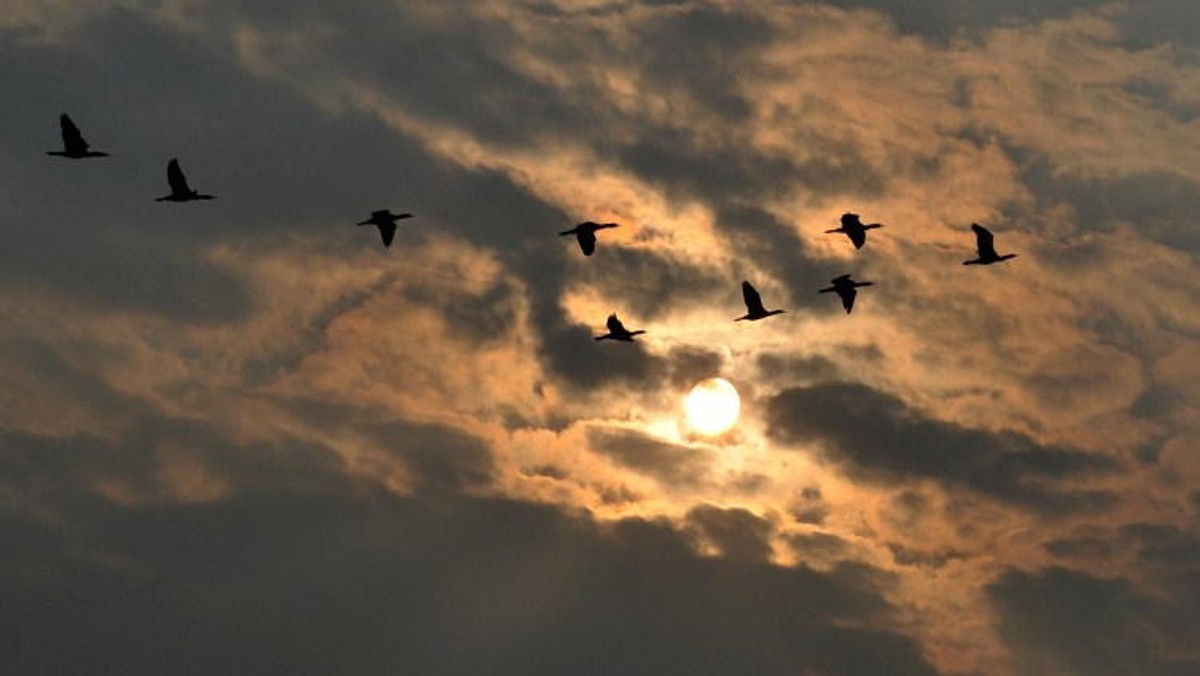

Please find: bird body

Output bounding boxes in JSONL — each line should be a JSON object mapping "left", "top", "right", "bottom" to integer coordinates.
{"left": 155, "top": 158, "right": 214, "bottom": 202}
{"left": 825, "top": 213, "right": 882, "bottom": 249}
{"left": 561, "top": 221, "right": 619, "bottom": 256}
{"left": 358, "top": 209, "right": 414, "bottom": 247}
{"left": 819, "top": 273, "right": 874, "bottom": 313}
{"left": 595, "top": 314, "right": 644, "bottom": 341}
{"left": 736, "top": 281, "right": 785, "bottom": 321}
{"left": 47, "top": 114, "right": 109, "bottom": 159}
{"left": 963, "top": 223, "right": 1017, "bottom": 265}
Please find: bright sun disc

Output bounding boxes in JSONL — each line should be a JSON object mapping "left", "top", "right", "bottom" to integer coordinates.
{"left": 683, "top": 378, "right": 741, "bottom": 436}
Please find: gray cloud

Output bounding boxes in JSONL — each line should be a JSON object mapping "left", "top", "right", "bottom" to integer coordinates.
{"left": 989, "top": 565, "right": 1200, "bottom": 675}
{"left": 0, "top": 490, "right": 938, "bottom": 676}
{"left": 766, "top": 381, "right": 1121, "bottom": 512}
{"left": 587, "top": 426, "right": 714, "bottom": 487}
{"left": 685, "top": 504, "right": 775, "bottom": 563}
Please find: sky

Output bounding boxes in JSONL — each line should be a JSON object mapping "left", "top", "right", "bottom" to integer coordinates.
{"left": 2, "top": 1, "right": 1199, "bottom": 674}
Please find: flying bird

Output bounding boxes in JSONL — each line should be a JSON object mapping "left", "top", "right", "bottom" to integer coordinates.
{"left": 155, "top": 158, "right": 214, "bottom": 202}
{"left": 963, "top": 223, "right": 1017, "bottom": 265}
{"left": 358, "top": 209, "right": 414, "bottom": 248}
{"left": 46, "top": 113, "right": 109, "bottom": 159}
{"left": 560, "top": 221, "right": 619, "bottom": 256}
{"left": 595, "top": 313, "right": 645, "bottom": 341}
{"left": 819, "top": 273, "right": 874, "bottom": 314}
{"left": 736, "top": 281, "right": 785, "bottom": 321}
{"left": 825, "top": 213, "right": 883, "bottom": 249}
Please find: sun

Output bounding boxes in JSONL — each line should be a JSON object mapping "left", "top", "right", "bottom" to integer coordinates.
{"left": 683, "top": 378, "right": 741, "bottom": 436}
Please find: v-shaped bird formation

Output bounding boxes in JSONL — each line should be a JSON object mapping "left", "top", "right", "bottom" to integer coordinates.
{"left": 45, "top": 112, "right": 1020, "bottom": 346}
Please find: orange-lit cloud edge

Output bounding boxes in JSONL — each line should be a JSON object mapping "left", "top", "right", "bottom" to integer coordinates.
{"left": 4, "top": 2, "right": 1199, "bottom": 673}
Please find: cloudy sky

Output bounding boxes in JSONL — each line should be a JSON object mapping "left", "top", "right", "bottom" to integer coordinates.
{"left": 4, "top": 1, "right": 1200, "bottom": 673}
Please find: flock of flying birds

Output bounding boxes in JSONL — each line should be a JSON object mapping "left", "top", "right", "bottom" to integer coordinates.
{"left": 47, "top": 113, "right": 1018, "bottom": 342}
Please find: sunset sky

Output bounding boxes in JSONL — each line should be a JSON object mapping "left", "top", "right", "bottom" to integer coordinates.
{"left": 3, "top": 1, "right": 1200, "bottom": 674}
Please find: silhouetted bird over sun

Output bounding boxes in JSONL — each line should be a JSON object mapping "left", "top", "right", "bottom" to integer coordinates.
{"left": 595, "top": 313, "right": 644, "bottom": 341}
{"left": 819, "top": 273, "right": 874, "bottom": 313}
{"left": 736, "top": 281, "right": 785, "bottom": 321}
{"left": 155, "top": 158, "right": 214, "bottom": 202}
{"left": 560, "top": 221, "right": 619, "bottom": 256}
{"left": 358, "top": 209, "right": 414, "bottom": 248}
{"left": 963, "top": 223, "right": 1017, "bottom": 265}
{"left": 47, "top": 114, "right": 109, "bottom": 159}
{"left": 826, "top": 213, "right": 882, "bottom": 249}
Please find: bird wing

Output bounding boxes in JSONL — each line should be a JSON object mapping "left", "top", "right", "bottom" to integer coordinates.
{"left": 972, "top": 223, "right": 998, "bottom": 258}
{"left": 839, "top": 287, "right": 857, "bottom": 313}
{"left": 832, "top": 273, "right": 853, "bottom": 283}
{"left": 841, "top": 213, "right": 859, "bottom": 228}
{"left": 379, "top": 223, "right": 397, "bottom": 247}
{"left": 60, "top": 114, "right": 88, "bottom": 153}
{"left": 606, "top": 314, "right": 625, "bottom": 334}
{"left": 742, "top": 281, "right": 766, "bottom": 314}
{"left": 578, "top": 230, "right": 597, "bottom": 256}
{"left": 848, "top": 228, "right": 866, "bottom": 248}
{"left": 167, "top": 159, "right": 192, "bottom": 194}
{"left": 371, "top": 210, "right": 390, "bottom": 219}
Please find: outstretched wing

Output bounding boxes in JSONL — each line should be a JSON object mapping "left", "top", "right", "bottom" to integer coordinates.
{"left": 379, "top": 223, "right": 397, "bottom": 247}
{"left": 167, "top": 159, "right": 192, "bottom": 195}
{"left": 60, "top": 114, "right": 88, "bottom": 153}
{"left": 742, "top": 281, "right": 766, "bottom": 314}
{"left": 606, "top": 313, "right": 625, "bottom": 334}
{"left": 577, "top": 230, "right": 597, "bottom": 256}
{"left": 839, "top": 287, "right": 857, "bottom": 313}
{"left": 971, "top": 223, "right": 997, "bottom": 258}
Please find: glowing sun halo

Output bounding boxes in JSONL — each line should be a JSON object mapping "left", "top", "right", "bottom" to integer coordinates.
{"left": 683, "top": 378, "right": 741, "bottom": 436}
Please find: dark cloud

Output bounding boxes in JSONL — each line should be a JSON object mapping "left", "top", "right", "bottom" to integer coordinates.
{"left": 665, "top": 345, "right": 727, "bottom": 389}
{"left": 685, "top": 504, "right": 775, "bottom": 563}
{"left": 587, "top": 426, "right": 714, "bottom": 487}
{"left": 1043, "top": 535, "right": 1114, "bottom": 561}
{"left": 885, "top": 542, "right": 966, "bottom": 569}
{"left": 0, "top": 490, "right": 938, "bottom": 676}
{"left": 989, "top": 566, "right": 1200, "bottom": 675}
{"left": 790, "top": 531, "right": 853, "bottom": 561}
{"left": 766, "top": 381, "right": 1121, "bottom": 512}
{"left": 364, "top": 420, "right": 496, "bottom": 494}
{"left": 789, "top": 485, "right": 831, "bottom": 525}
{"left": 757, "top": 352, "right": 845, "bottom": 385}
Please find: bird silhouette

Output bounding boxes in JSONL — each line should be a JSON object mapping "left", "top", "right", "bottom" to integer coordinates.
{"left": 736, "top": 281, "right": 785, "bottom": 321}
{"left": 825, "top": 213, "right": 883, "bottom": 249}
{"left": 358, "top": 209, "right": 414, "bottom": 248}
{"left": 560, "top": 221, "right": 619, "bottom": 256}
{"left": 963, "top": 223, "right": 1017, "bottom": 265}
{"left": 46, "top": 114, "right": 109, "bottom": 159}
{"left": 819, "top": 273, "right": 874, "bottom": 313}
{"left": 595, "top": 313, "right": 645, "bottom": 341}
{"left": 155, "top": 158, "right": 214, "bottom": 202}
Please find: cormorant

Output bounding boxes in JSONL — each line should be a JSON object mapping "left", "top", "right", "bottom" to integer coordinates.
{"left": 825, "top": 213, "right": 882, "bottom": 249}
{"left": 736, "top": 281, "right": 785, "bottom": 321}
{"left": 358, "top": 209, "right": 414, "bottom": 248}
{"left": 46, "top": 114, "right": 109, "bottom": 159}
{"left": 819, "top": 273, "right": 874, "bottom": 313}
{"left": 155, "top": 158, "right": 214, "bottom": 202}
{"left": 595, "top": 313, "right": 644, "bottom": 341}
{"left": 963, "top": 223, "right": 1017, "bottom": 265}
{"left": 560, "top": 221, "right": 619, "bottom": 256}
